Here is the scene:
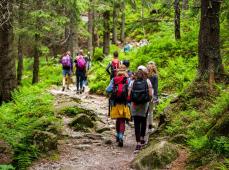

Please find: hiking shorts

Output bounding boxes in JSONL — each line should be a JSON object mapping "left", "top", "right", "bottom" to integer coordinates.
{"left": 62, "top": 69, "right": 71, "bottom": 77}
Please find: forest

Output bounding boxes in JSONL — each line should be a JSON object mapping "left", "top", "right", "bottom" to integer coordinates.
{"left": 0, "top": 0, "right": 228, "bottom": 169}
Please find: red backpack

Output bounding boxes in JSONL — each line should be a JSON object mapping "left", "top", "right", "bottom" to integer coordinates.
{"left": 111, "top": 59, "right": 120, "bottom": 77}
{"left": 111, "top": 75, "right": 128, "bottom": 105}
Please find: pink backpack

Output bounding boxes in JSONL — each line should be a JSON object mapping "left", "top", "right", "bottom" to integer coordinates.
{"left": 77, "top": 55, "right": 86, "bottom": 70}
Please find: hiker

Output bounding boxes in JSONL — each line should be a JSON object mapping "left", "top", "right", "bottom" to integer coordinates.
{"left": 106, "top": 65, "right": 131, "bottom": 147}
{"left": 60, "top": 51, "right": 73, "bottom": 91}
{"left": 128, "top": 65, "right": 153, "bottom": 153}
{"left": 106, "top": 51, "right": 120, "bottom": 80}
{"left": 122, "top": 60, "right": 132, "bottom": 78}
{"left": 75, "top": 50, "right": 86, "bottom": 94}
{"left": 124, "top": 43, "right": 131, "bottom": 54}
{"left": 147, "top": 61, "right": 159, "bottom": 133}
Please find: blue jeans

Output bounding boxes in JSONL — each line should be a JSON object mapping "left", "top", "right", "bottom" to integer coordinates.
{"left": 76, "top": 70, "right": 85, "bottom": 91}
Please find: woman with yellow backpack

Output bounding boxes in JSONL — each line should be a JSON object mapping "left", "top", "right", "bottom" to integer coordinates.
{"left": 106, "top": 65, "right": 131, "bottom": 147}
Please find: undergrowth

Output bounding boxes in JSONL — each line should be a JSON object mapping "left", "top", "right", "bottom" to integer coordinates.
{"left": 0, "top": 58, "right": 62, "bottom": 169}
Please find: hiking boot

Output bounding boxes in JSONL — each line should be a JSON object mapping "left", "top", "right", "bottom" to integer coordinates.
{"left": 134, "top": 144, "right": 141, "bottom": 153}
{"left": 76, "top": 90, "right": 80, "bottom": 94}
{"left": 118, "top": 139, "right": 123, "bottom": 147}
{"left": 82, "top": 86, "right": 85, "bottom": 92}
{"left": 140, "top": 140, "right": 146, "bottom": 146}
{"left": 116, "top": 136, "right": 119, "bottom": 142}
{"left": 62, "top": 87, "right": 65, "bottom": 91}
{"left": 148, "top": 124, "right": 153, "bottom": 129}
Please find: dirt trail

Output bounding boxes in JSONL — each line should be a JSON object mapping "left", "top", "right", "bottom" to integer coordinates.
{"left": 30, "top": 86, "right": 137, "bottom": 170}
{"left": 30, "top": 85, "right": 188, "bottom": 170}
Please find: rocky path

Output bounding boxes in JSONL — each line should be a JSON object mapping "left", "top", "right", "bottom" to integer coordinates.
{"left": 30, "top": 86, "right": 137, "bottom": 170}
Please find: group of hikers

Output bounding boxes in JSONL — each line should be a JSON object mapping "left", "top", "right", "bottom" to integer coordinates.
{"left": 60, "top": 49, "right": 158, "bottom": 153}
{"left": 60, "top": 50, "right": 90, "bottom": 93}
{"left": 106, "top": 51, "right": 158, "bottom": 153}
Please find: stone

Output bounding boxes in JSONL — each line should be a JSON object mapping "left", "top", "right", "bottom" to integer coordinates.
{"left": 104, "top": 139, "right": 112, "bottom": 145}
{"left": 74, "top": 144, "right": 91, "bottom": 150}
{"left": 95, "top": 121, "right": 110, "bottom": 134}
{"left": 32, "top": 130, "right": 58, "bottom": 152}
{"left": 0, "top": 140, "right": 13, "bottom": 164}
{"left": 132, "top": 141, "right": 178, "bottom": 170}
{"left": 84, "top": 133, "right": 103, "bottom": 140}
{"left": 69, "top": 114, "right": 95, "bottom": 132}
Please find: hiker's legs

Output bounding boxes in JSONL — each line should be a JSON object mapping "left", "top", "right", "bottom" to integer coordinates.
{"left": 116, "top": 119, "right": 120, "bottom": 134}
{"left": 118, "top": 118, "right": 126, "bottom": 138}
{"left": 140, "top": 116, "right": 147, "bottom": 140}
{"left": 148, "top": 102, "right": 153, "bottom": 128}
{"left": 76, "top": 73, "right": 80, "bottom": 91}
{"left": 79, "top": 74, "right": 83, "bottom": 90}
{"left": 66, "top": 74, "right": 70, "bottom": 89}
{"left": 62, "top": 69, "right": 68, "bottom": 91}
{"left": 133, "top": 116, "right": 141, "bottom": 143}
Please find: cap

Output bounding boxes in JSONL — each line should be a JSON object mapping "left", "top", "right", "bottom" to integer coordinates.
{"left": 137, "top": 65, "right": 148, "bottom": 73}
{"left": 148, "top": 61, "right": 155, "bottom": 65}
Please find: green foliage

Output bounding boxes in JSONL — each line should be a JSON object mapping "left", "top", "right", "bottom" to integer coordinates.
{"left": 0, "top": 58, "right": 62, "bottom": 169}
{"left": 212, "top": 136, "right": 229, "bottom": 156}
{"left": 0, "top": 165, "right": 15, "bottom": 170}
{"left": 216, "top": 158, "right": 229, "bottom": 170}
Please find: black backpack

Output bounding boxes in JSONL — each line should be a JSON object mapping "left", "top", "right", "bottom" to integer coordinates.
{"left": 131, "top": 79, "right": 150, "bottom": 104}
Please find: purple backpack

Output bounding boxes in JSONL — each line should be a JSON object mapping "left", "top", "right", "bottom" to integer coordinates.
{"left": 77, "top": 56, "right": 86, "bottom": 70}
{"left": 61, "top": 55, "right": 71, "bottom": 68}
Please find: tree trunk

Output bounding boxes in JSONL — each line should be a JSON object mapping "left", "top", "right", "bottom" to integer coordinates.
{"left": 32, "top": 33, "right": 40, "bottom": 84}
{"left": 74, "top": 22, "right": 79, "bottom": 55}
{"left": 121, "top": 1, "right": 125, "bottom": 43}
{"left": 17, "top": 36, "right": 23, "bottom": 85}
{"left": 17, "top": 0, "right": 24, "bottom": 85}
{"left": 0, "top": 0, "right": 17, "bottom": 102}
{"left": 174, "top": 0, "right": 181, "bottom": 40}
{"left": 182, "top": 0, "right": 189, "bottom": 10}
{"left": 198, "top": 0, "right": 223, "bottom": 85}
{"left": 112, "top": 1, "right": 118, "bottom": 44}
{"left": 88, "top": 0, "right": 94, "bottom": 56}
{"left": 141, "top": 0, "right": 145, "bottom": 37}
{"left": 103, "top": 10, "right": 110, "bottom": 56}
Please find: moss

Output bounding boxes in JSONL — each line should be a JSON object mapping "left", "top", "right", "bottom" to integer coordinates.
{"left": 60, "top": 107, "right": 85, "bottom": 117}
{"left": 31, "top": 130, "right": 58, "bottom": 152}
{"left": 132, "top": 141, "right": 178, "bottom": 170}
{"left": 69, "top": 114, "right": 95, "bottom": 132}
{"left": 207, "top": 112, "right": 229, "bottom": 138}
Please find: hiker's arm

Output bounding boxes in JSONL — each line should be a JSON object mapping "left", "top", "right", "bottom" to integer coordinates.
{"left": 153, "top": 76, "right": 158, "bottom": 99}
{"left": 106, "top": 79, "right": 114, "bottom": 93}
{"left": 106, "top": 63, "right": 111, "bottom": 75}
{"left": 147, "top": 79, "right": 153, "bottom": 100}
{"left": 128, "top": 81, "right": 133, "bottom": 99}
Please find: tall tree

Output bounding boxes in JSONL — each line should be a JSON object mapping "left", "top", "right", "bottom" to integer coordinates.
{"left": 112, "top": 0, "right": 118, "bottom": 44}
{"left": 0, "top": 0, "right": 17, "bottom": 102}
{"left": 32, "top": 1, "right": 41, "bottom": 84}
{"left": 88, "top": 0, "right": 94, "bottom": 55}
{"left": 174, "top": 0, "right": 181, "bottom": 40}
{"left": 17, "top": 0, "right": 24, "bottom": 85}
{"left": 103, "top": 10, "right": 110, "bottom": 55}
{"left": 120, "top": 0, "right": 126, "bottom": 43}
{"left": 198, "top": 0, "right": 224, "bottom": 86}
